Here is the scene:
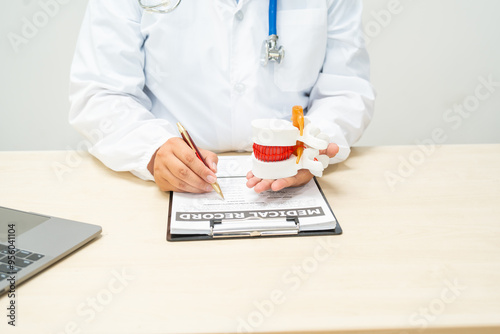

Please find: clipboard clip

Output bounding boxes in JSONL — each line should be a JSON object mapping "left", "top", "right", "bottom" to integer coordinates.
{"left": 210, "top": 216, "right": 300, "bottom": 238}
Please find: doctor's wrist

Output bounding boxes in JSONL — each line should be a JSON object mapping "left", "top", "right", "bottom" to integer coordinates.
{"left": 147, "top": 148, "right": 160, "bottom": 176}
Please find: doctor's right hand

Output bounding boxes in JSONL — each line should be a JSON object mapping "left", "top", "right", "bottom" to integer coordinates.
{"left": 147, "top": 137, "right": 219, "bottom": 193}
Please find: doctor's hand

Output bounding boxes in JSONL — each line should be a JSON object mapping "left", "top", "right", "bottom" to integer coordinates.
{"left": 148, "top": 137, "right": 218, "bottom": 193}
{"left": 246, "top": 143, "right": 339, "bottom": 193}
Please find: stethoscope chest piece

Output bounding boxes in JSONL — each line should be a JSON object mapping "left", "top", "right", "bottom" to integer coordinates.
{"left": 261, "top": 0, "right": 284, "bottom": 66}
{"left": 261, "top": 34, "right": 285, "bottom": 66}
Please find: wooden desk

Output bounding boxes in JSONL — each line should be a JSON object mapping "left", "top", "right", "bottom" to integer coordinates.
{"left": 1, "top": 145, "right": 499, "bottom": 334}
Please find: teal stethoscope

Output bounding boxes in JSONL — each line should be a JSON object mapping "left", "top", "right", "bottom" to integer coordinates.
{"left": 137, "top": 0, "right": 285, "bottom": 65}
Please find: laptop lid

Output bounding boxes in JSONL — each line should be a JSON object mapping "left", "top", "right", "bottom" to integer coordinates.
{"left": 0, "top": 206, "right": 102, "bottom": 294}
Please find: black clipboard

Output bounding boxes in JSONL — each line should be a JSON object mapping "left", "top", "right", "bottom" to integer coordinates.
{"left": 167, "top": 178, "right": 342, "bottom": 242}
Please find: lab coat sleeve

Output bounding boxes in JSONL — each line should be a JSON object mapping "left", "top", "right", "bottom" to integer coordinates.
{"left": 306, "top": 0, "right": 375, "bottom": 164}
{"left": 69, "top": 0, "right": 176, "bottom": 181}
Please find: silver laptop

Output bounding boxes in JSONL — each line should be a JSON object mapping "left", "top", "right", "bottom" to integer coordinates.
{"left": 0, "top": 206, "right": 102, "bottom": 294}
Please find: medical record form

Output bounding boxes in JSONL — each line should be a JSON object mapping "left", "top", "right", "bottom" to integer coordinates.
{"left": 167, "top": 156, "right": 341, "bottom": 241}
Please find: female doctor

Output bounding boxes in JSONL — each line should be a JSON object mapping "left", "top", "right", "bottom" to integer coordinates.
{"left": 69, "top": 0, "right": 375, "bottom": 194}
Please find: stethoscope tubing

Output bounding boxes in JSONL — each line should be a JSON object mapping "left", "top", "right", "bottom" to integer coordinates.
{"left": 268, "top": 0, "right": 278, "bottom": 36}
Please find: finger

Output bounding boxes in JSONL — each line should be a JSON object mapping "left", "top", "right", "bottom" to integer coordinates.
{"left": 271, "top": 170, "right": 314, "bottom": 191}
{"left": 271, "top": 177, "right": 295, "bottom": 192}
{"left": 253, "top": 179, "right": 274, "bottom": 193}
{"left": 154, "top": 137, "right": 214, "bottom": 193}
{"left": 158, "top": 173, "right": 207, "bottom": 193}
{"left": 174, "top": 145, "right": 218, "bottom": 185}
{"left": 246, "top": 171, "right": 254, "bottom": 180}
{"left": 200, "top": 148, "right": 218, "bottom": 173}
{"left": 319, "top": 143, "right": 340, "bottom": 158}
{"left": 169, "top": 154, "right": 215, "bottom": 192}
{"left": 246, "top": 176, "right": 262, "bottom": 188}
{"left": 326, "top": 143, "right": 340, "bottom": 158}
{"left": 155, "top": 160, "right": 211, "bottom": 193}
{"left": 155, "top": 143, "right": 211, "bottom": 192}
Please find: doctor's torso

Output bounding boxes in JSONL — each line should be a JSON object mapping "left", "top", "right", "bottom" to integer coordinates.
{"left": 139, "top": 0, "right": 329, "bottom": 152}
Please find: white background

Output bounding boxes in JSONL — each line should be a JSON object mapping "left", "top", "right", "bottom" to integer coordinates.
{"left": 1, "top": 0, "right": 499, "bottom": 151}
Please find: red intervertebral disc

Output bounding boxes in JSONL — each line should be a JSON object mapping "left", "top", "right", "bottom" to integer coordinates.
{"left": 253, "top": 143, "right": 295, "bottom": 162}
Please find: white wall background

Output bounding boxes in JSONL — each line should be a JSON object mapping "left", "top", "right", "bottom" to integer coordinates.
{"left": 1, "top": 0, "right": 499, "bottom": 151}
{"left": 357, "top": 0, "right": 500, "bottom": 146}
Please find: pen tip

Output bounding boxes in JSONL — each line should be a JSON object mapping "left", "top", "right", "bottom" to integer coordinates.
{"left": 211, "top": 183, "right": 224, "bottom": 200}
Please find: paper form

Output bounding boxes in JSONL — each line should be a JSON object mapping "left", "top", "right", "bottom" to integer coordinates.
{"left": 169, "top": 156, "right": 337, "bottom": 235}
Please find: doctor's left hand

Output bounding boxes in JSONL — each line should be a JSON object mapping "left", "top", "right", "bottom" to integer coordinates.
{"left": 246, "top": 143, "right": 339, "bottom": 193}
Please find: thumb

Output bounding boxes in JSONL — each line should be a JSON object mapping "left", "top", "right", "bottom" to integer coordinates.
{"left": 320, "top": 143, "right": 340, "bottom": 158}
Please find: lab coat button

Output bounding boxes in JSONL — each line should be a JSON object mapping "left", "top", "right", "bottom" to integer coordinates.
{"left": 234, "top": 83, "right": 246, "bottom": 93}
{"left": 235, "top": 10, "right": 244, "bottom": 21}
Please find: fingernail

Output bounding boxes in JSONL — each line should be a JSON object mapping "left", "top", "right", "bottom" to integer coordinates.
{"left": 207, "top": 175, "right": 216, "bottom": 184}
{"left": 206, "top": 185, "right": 213, "bottom": 192}
{"left": 212, "top": 162, "right": 217, "bottom": 172}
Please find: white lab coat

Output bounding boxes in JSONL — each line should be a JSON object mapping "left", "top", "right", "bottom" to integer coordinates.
{"left": 69, "top": 0, "right": 375, "bottom": 181}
